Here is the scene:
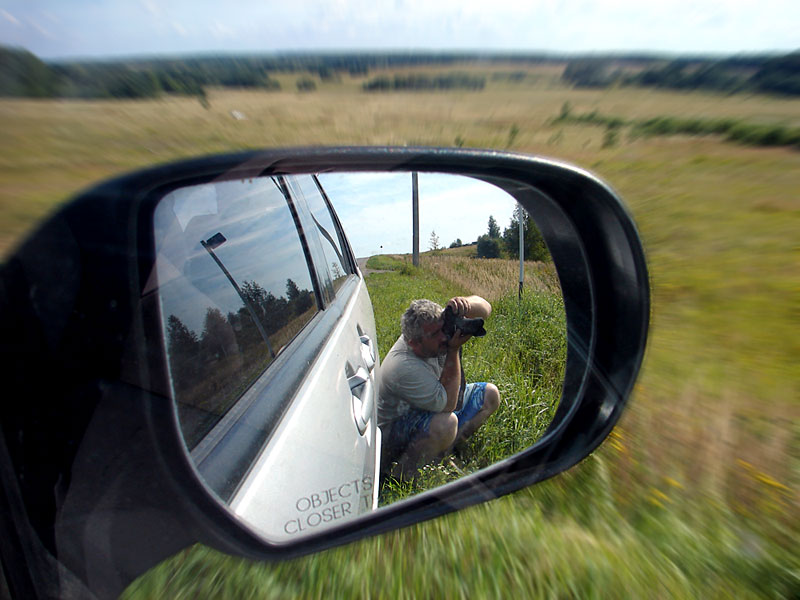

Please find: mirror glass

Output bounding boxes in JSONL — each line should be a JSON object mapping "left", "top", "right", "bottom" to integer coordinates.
{"left": 151, "top": 171, "right": 566, "bottom": 541}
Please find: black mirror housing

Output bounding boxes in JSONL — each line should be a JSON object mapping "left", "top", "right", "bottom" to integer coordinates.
{"left": 0, "top": 147, "right": 649, "bottom": 599}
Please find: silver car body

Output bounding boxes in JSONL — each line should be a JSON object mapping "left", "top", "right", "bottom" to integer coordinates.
{"left": 231, "top": 275, "right": 380, "bottom": 541}
{"left": 154, "top": 173, "right": 381, "bottom": 542}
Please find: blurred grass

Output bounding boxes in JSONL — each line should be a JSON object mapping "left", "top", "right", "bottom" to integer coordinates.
{"left": 1, "top": 69, "right": 798, "bottom": 598}
{"left": 123, "top": 466, "right": 797, "bottom": 599}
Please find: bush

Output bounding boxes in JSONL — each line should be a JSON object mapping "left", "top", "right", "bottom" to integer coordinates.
{"left": 602, "top": 128, "right": 619, "bottom": 148}
{"left": 476, "top": 235, "right": 501, "bottom": 258}
{"left": 362, "top": 72, "right": 485, "bottom": 92}
{"left": 296, "top": 77, "right": 316, "bottom": 92}
{"left": 725, "top": 123, "right": 800, "bottom": 147}
{"left": 399, "top": 262, "right": 419, "bottom": 276}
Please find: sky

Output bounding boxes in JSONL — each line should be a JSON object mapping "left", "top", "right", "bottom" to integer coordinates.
{"left": 320, "top": 172, "right": 519, "bottom": 259}
{"left": 1, "top": 0, "right": 797, "bottom": 59}
{"left": 154, "top": 177, "right": 318, "bottom": 333}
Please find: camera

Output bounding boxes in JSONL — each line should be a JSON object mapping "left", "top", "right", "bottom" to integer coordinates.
{"left": 441, "top": 305, "right": 486, "bottom": 339}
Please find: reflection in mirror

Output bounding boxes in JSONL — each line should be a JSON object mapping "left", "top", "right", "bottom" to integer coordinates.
{"left": 322, "top": 172, "right": 566, "bottom": 507}
{"left": 152, "top": 172, "right": 565, "bottom": 542}
{"left": 154, "top": 178, "right": 319, "bottom": 450}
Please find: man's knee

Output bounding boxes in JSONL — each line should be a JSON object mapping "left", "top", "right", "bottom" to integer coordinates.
{"left": 428, "top": 412, "right": 458, "bottom": 446}
{"left": 483, "top": 383, "right": 500, "bottom": 413}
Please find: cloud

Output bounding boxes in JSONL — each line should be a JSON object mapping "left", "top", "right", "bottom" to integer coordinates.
{"left": 39, "top": 10, "right": 59, "bottom": 24}
{"left": 139, "top": 0, "right": 161, "bottom": 19}
{"left": 28, "top": 19, "right": 56, "bottom": 40}
{"left": 172, "top": 22, "right": 188, "bottom": 37}
{"left": 7, "top": 0, "right": 800, "bottom": 58}
{"left": 209, "top": 21, "right": 235, "bottom": 40}
{"left": 1, "top": 9, "right": 20, "bottom": 26}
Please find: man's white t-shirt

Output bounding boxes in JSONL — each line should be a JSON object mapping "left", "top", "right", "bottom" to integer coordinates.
{"left": 377, "top": 336, "right": 447, "bottom": 428}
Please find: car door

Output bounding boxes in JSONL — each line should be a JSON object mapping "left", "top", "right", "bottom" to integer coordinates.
{"left": 153, "top": 173, "right": 380, "bottom": 542}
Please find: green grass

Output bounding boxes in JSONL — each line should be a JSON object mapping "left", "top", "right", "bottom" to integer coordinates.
{"left": 123, "top": 460, "right": 798, "bottom": 600}
{"left": 554, "top": 107, "right": 800, "bottom": 150}
{"left": 367, "top": 261, "right": 566, "bottom": 503}
{"left": 364, "top": 246, "right": 479, "bottom": 273}
{"left": 364, "top": 254, "right": 407, "bottom": 271}
{"left": 442, "top": 243, "right": 478, "bottom": 257}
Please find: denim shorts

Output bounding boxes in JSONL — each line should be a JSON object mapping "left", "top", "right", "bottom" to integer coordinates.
{"left": 384, "top": 382, "right": 487, "bottom": 451}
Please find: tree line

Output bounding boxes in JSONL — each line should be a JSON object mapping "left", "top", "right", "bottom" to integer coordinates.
{"left": 562, "top": 52, "right": 800, "bottom": 96}
{"left": 167, "top": 277, "right": 316, "bottom": 448}
{"left": 363, "top": 73, "right": 485, "bottom": 92}
{"left": 1, "top": 47, "right": 293, "bottom": 99}
{"left": 0, "top": 47, "right": 283, "bottom": 99}
{"left": 475, "top": 213, "right": 549, "bottom": 262}
{"left": 0, "top": 47, "right": 494, "bottom": 99}
{"left": 167, "top": 278, "right": 314, "bottom": 396}
{"left": 3, "top": 45, "right": 797, "bottom": 100}
{"left": 0, "top": 47, "right": 553, "bottom": 99}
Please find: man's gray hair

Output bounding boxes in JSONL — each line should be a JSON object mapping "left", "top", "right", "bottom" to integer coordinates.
{"left": 401, "top": 299, "right": 443, "bottom": 342}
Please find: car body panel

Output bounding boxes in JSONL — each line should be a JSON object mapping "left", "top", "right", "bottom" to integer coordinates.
{"left": 230, "top": 275, "right": 380, "bottom": 541}
{"left": 151, "top": 173, "right": 380, "bottom": 531}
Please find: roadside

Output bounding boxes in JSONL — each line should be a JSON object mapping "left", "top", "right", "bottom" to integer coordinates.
{"left": 356, "top": 256, "right": 391, "bottom": 276}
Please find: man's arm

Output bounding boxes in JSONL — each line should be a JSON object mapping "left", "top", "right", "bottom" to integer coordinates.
{"left": 439, "top": 330, "right": 470, "bottom": 412}
{"left": 447, "top": 295, "right": 491, "bottom": 319}
{"left": 438, "top": 295, "right": 490, "bottom": 411}
{"left": 439, "top": 349, "right": 461, "bottom": 413}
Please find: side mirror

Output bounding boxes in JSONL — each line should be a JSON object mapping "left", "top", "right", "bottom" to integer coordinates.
{"left": 0, "top": 147, "right": 649, "bottom": 599}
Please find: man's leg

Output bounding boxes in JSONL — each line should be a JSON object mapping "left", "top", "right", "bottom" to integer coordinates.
{"left": 454, "top": 382, "right": 500, "bottom": 443}
{"left": 396, "top": 412, "right": 458, "bottom": 478}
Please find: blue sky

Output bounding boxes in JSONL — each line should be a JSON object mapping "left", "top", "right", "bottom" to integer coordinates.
{"left": 1, "top": 0, "right": 797, "bottom": 59}
{"left": 320, "top": 172, "right": 519, "bottom": 259}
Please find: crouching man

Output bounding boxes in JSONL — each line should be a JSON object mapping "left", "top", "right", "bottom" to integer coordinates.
{"left": 378, "top": 296, "right": 500, "bottom": 478}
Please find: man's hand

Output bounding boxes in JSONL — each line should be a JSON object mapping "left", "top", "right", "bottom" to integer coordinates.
{"left": 446, "top": 296, "right": 471, "bottom": 318}
{"left": 447, "top": 295, "right": 491, "bottom": 319}
{"left": 446, "top": 328, "right": 471, "bottom": 350}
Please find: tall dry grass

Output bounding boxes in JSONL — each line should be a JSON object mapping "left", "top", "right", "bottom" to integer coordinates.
{"left": 421, "top": 254, "right": 561, "bottom": 301}
{"left": 2, "top": 71, "right": 798, "bottom": 597}
{"left": 3, "top": 77, "right": 799, "bottom": 255}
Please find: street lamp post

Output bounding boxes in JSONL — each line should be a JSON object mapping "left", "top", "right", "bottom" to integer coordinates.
{"left": 201, "top": 232, "right": 276, "bottom": 358}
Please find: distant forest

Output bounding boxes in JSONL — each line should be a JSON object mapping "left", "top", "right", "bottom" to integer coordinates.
{"left": 562, "top": 53, "right": 800, "bottom": 96}
{"left": 362, "top": 72, "right": 486, "bottom": 91}
{"left": 1, "top": 46, "right": 798, "bottom": 99}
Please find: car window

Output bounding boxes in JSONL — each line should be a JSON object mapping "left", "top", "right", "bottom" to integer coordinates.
{"left": 285, "top": 175, "right": 353, "bottom": 300}
{"left": 153, "top": 177, "right": 319, "bottom": 450}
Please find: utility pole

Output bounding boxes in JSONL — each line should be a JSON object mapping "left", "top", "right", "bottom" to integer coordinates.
{"left": 412, "top": 172, "right": 419, "bottom": 266}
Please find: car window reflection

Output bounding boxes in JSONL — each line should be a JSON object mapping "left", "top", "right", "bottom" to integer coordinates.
{"left": 154, "top": 177, "right": 319, "bottom": 449}
{"left": 287, "top": 175, "right": 351, "bottom": 297}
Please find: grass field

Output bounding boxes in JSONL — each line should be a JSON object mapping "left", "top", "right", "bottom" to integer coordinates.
{"left": 1, "top": 63, "right": 798, "bottom": 598}
{"left": 363, "top": 252, "right": 566, "bottom": 504}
